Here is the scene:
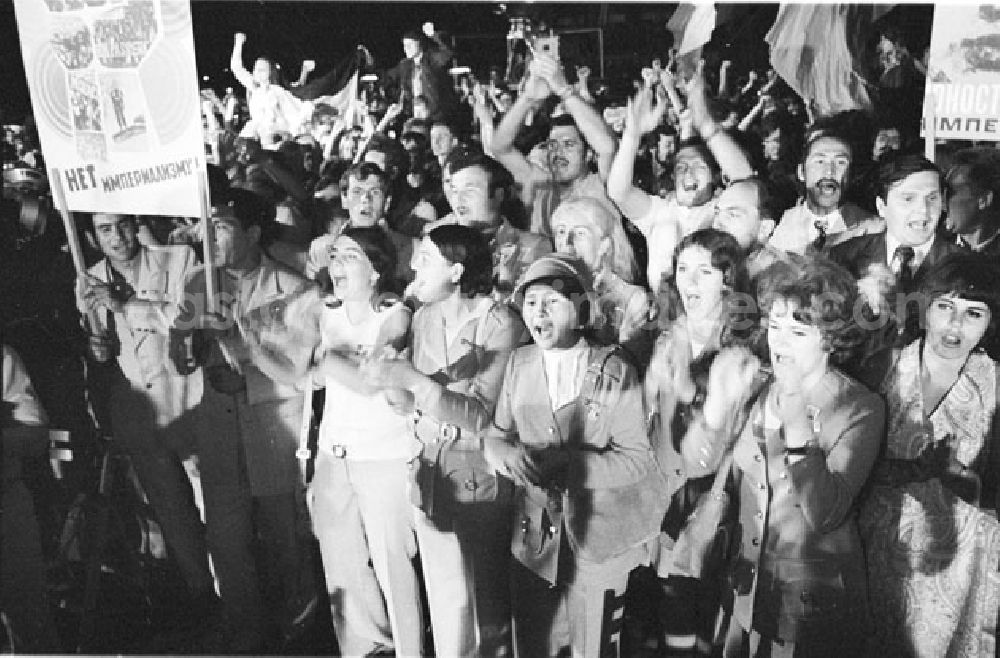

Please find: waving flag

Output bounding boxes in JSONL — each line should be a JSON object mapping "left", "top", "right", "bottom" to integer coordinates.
{"left": 291, "top": 46, "right": 369, "bottom": 125}
{"left": 765, "top": 4, "right": 877, "bottom": 116}
{"left": 667, "top": 3, "right": 717, "bottom": 78}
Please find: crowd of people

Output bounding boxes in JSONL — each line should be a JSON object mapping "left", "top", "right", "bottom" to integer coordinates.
{"left": 4, "top": 10, "right": 1000, "bottom": 658}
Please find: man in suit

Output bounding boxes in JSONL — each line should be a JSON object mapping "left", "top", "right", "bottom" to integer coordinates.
{"left": 830, "top": 153, "right": 964, "bottom": 387}
{"left": 944, "top": 147, "right": 1000, "bottom": 257}
{"left": 386, "top": 22, "right": 459, "bottom": 123}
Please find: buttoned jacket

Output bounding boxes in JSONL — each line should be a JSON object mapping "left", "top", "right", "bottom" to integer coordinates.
{"left": 490, "top": 342, "right": 667, "bottom": 584}
{"left": 682, "top": 368, "right": 885, "bottom": 642}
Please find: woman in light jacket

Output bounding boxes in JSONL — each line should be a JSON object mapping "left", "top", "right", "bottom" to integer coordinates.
{"left": 484, "top": 254, "right": 667, "bottom": 658}
{"left": 681, "top": 254, "right": 885, "bottom": 657}
{"left": 361, "top": 224, "right": 526, "bottom": 656}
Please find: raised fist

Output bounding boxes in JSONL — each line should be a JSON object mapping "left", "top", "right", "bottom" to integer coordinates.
{"left": 234, "top": 32, "right": 247, "bottom": 46}
{"left": 422, "top": 21, "right": 435, "bottom": 37}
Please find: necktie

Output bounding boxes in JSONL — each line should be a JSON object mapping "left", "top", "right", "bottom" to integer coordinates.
{"left": 812, "top": 219, "right": 828, "bottom": 251}
{"left": 412, "top": 60, "right": 423, "bottom": 100}
{"left": 891, "top": 245, "right": 915, "bottom": 291}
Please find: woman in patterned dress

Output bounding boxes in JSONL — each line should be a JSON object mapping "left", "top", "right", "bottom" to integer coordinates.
{"left": 859, "top": 253, "right": 1000, "bottom": 657}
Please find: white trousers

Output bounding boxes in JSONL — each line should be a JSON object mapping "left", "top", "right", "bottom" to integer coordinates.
{"left": 310, "top": 454, "right": 425, "bottom": 657}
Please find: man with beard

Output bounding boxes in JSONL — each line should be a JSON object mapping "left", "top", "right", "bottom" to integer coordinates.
{"left": 425, "top": 147, "right": 551, "bottom": 300}
{"left": 608, "top": 69, "right": 753, "bottom": 293}
{"left": 492, "top": 52, "right": 619, "bottom": 239}
{"left": 767, "top": 129, "right": 883, "bottom": 255}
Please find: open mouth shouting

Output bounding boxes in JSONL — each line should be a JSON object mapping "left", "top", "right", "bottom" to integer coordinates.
{"left": 814, "top": 178, "right": 841, "bottom": 198}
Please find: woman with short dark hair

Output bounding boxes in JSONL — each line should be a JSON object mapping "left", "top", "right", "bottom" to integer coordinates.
{"left": 859, "top": 253, "right": 1000, "bottom": 656}
{"left": 360, "top": 223, "right": 526, "bottom": 656}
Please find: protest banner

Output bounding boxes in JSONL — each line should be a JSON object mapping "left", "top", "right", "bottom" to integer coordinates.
{"left": 14, "top": 0, "right": 205, "bottom": 216}
{"left": 924, "top": 5, "right": 1000, "bottom": 141}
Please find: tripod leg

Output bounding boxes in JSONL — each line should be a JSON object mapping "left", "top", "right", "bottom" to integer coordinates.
{"left": 75, "top": 453, "right": 112, "bottom": 653}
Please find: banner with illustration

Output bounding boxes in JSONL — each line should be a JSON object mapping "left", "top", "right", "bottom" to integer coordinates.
{"left": 14, "top": 0, "right": 204, "bottom": 215}
{"left": 925, "top": 5, "right": 1000, "bottom": 141}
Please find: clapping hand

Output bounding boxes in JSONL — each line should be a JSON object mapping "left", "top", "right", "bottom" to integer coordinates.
{"left": 682, "top": 60, "right": 713, "bottom": 134}
{"left": 531, "top": 52, "right": 569, "bottom": 95}
{"left": 702, "top": 346, "right": 761, "bottom": 431}
{"left": 484, "top": 437, "right": 542, "bottom": 488}
{"left": 384, "top": 102, "right": 404, "bottom": 120}
{"left": 523, "top": 62, "right": 552, "bottom": 102}
{"left": 624, "top": 85, "right": 668, "bottom": 136}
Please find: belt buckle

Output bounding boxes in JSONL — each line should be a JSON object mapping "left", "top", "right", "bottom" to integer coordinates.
{"left": 440, "top": 424, "right": 459, "bottom": 442}
{"left": 332, "top": 445, "right": 347, "bottom": 458}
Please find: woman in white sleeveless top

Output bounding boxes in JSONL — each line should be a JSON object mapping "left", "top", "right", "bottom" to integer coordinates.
{"left": 307, "top": 227, "right": 424, "bottom": 657}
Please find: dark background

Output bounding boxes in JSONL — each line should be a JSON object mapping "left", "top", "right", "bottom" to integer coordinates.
{"left": 1, "top": 2, "right": 934, "bottom": 123}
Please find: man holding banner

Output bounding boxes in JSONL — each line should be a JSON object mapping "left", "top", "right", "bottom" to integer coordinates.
{"left": 77, "top": 213, "right": 215, "bottom": 626}
{"left": 175, "top": 187, "right": 320, "bottom": 651}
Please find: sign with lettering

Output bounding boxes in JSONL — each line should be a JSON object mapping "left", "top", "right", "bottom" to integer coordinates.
{"left": 925, "top": 5, "right": 1000, "bottom": 141}
{"left": 14, "top": 0, "right": 204, "bottom": 215}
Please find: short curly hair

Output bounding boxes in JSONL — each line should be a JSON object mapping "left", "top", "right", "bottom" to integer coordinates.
{"left": 755, "top": 252, "right": 866, "bottom": 364}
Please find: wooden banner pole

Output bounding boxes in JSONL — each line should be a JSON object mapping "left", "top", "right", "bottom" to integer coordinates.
{"left": 197, "top": 172, "right": 218, "bottom": 315}
{"left": 924, "top": 91, "right": 937, "bottom": 163}
{"left": 50, "top": 167, "right": 103, "bottom": 335}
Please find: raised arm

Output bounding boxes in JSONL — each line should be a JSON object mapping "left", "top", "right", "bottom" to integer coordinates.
{"left": 607, "top": 86, "right": 665, "bottom": 220}
{"left": 471, "top": 83, "right": 496, "bottom": 156}
{"left": 574, "top": 65, "right": 595, "bottom": 104}
{"left": 422, "top": 22, "right": 454, "bottom": 68}
{"left": 737, "top": 97, "right": 765, "bottom": 133}
{"left": 718, "top": 60, "right": 731, "bottom": 98}
{"left": 375, "top": 102, "right": 404, "bottom": 135}
{"left": 230, "top": 32, "right": 254, "bottom": 90}
{"left": 685, "top": 62, "right": 754, "bottom": 182}
{"left": 292, "top": 59, "right": 315, "bottom": 88}
{"left": 492, "top": 68, "right": 550, "bottom": 189}
{"left": 534, "top": 53, "right": 617, "bottom": 179}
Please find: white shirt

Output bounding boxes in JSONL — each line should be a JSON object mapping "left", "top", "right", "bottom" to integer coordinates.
{"left": 317, "top": 301, "right": 416, "bottom": 461}
{"left": 540, "top": 339, "right": 589, "bottom": 412}
{"left": 885, "top": 232, "right": 933, "bottom": 271}
{"left": 632, "top": 193, "right": 716, "bottom": 291}
{"left": 769, "top": 201, "right": 848, "bottom": 255}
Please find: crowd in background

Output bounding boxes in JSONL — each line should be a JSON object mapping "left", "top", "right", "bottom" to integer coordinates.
{"left": 3, "top": 8, "right": 1000, "bottom": 657}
